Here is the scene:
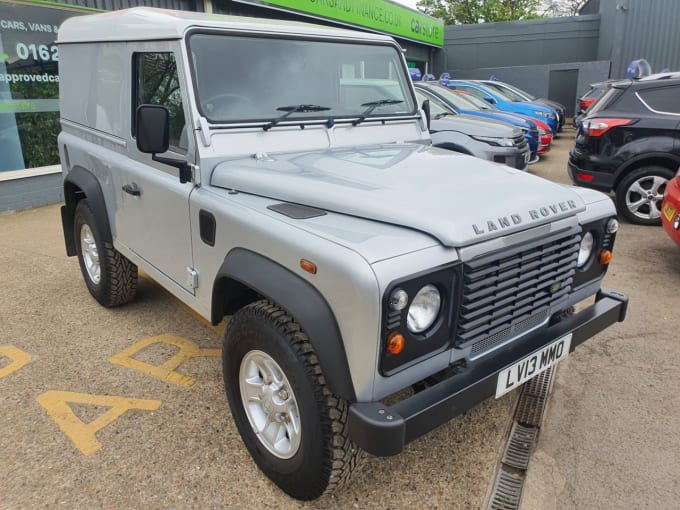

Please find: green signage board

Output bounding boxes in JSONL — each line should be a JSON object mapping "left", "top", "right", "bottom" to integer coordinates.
{"left": 257, "top": 0, "right": 444, "bottom": 47}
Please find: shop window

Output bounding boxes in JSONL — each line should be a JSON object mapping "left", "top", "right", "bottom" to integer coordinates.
{"left": 0, "top": 1, "right": 86, "bottom": 171}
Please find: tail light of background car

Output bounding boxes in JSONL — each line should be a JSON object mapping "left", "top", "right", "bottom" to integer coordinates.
{"left": 579, "top": 98, "right": 596, "bottom": 110}
{"left": 582, "top": 118, "right": 633, "bottom": 137}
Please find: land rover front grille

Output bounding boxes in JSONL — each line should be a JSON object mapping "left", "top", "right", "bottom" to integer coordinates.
{"left": 457, "top": 228, "right": 580, "bottom": 355}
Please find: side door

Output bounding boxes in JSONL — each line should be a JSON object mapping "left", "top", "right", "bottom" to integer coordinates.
{"left": 116, "top": 44, "right": 195, "bottom": 292}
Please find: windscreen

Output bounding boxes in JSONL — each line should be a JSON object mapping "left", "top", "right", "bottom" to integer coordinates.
{"left": 454, "top": 91, "right": 493, "bottom": 110}
{"left": 187, "top": 33, "right": 415, "bottom": 124}
{"left": 484, "top": 82, "right": 527, "bottom": 102}
{"left": 415, "top": 90, "right": 454, "bottom": 116}
{"left": 426, "top": 85, "right": 484, "bottom": 111}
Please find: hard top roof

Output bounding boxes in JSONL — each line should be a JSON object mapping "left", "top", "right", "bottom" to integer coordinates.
{"left": 57, "top": 7, "right": 395, "bottom": 44}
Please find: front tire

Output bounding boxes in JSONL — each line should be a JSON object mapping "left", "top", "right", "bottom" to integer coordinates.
{"left": 74, "top": 199, "right": 137, "bottom": 307}
{"left": 223, "top": 300, "right": 363, "bottom": 500}
{"left": 615, "top": 166, "right": 674, "bottom": 225}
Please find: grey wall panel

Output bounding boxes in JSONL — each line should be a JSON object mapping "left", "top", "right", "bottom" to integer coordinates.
{"left": 597, "top": 0, "right": 680, "bottom": 78}
{"left": 447, "top": 60, "right": 611, "bottom": 115}
{"left": 442, "top": 15, "right": 600, "bottom": 71}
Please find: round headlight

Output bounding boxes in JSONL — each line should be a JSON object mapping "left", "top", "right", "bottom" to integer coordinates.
{"left": 577, "top": 232, "right": 594, "bottom": 267}
{"left": 407, "top": 284, "right": 441, "bottom": 334}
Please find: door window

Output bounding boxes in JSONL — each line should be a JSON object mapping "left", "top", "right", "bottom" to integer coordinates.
{"left": 132, "top": 52, "right": 187, "bottom": 152}
{"left": 638, "top": 86, "right": 680, "bottom": 114}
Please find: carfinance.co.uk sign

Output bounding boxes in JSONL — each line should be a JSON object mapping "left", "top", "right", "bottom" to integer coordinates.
{"left": 253, "top": 0, "right": 444, "bottom": 47}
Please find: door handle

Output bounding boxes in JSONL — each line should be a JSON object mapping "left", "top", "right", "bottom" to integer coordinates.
{"left": 122, "top": 183, "right": 141, "bottom": 196}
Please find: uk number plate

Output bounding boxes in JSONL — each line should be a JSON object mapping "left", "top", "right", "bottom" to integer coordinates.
{"left": 495, "top": 334, "right": 572, "bottom": 398}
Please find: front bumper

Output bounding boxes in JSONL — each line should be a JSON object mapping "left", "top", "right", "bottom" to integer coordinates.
{"left": 661, "top": 177, "right": 680, "bottom": 246}
{"left": 348, "top": 288, "right": 628, "bottom": 457}
{"left": 488, "top": 146, "right": 530, "bottom": 171}
{"left": 568, "top": 159, "right": 615, "bottom": 193}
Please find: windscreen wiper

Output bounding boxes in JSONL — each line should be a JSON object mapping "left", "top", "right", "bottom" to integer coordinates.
{"left": 435, "top": 112, "right": 453, "bottom": 119}
{"left": 352, "top": 99, "right": 404, "bottom": 126}
{"left": 262, "top": 104, "right": 330, "bottom": 131}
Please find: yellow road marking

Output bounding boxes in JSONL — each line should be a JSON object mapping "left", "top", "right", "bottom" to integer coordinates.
{"left": 36, "top": 390, "right": 162, "bottom": 455}
{"left": 0, "top": 345, "right": 32, "bottom": 379}
{"left": 108, "top": 334, "right": 221, "bottom": 387}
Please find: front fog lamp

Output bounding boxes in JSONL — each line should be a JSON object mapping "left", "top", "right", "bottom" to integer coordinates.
{"left": 407, "top": 284, "right": 441, "bottom": 334}
{"left": 577, "top": 231, "right": 594, "bottom": 267}
{"left": 389, "top": 288, "right": 409, "bottom": 311}
{"left": 606, "top": 218, "right": 619, "bottom": 234}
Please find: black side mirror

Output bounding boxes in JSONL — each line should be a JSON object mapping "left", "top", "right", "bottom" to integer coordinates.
{"left": 421, "top": 99, "right": 431, "bottom": 131}
{"left": 136, "top": 105, "right": 170, "bottom": 154}
{"left": 135, "top": 104, "right": 191, "bottom": 184}
{"left": 484, "top": 96, "right": 496, "bottom": 105}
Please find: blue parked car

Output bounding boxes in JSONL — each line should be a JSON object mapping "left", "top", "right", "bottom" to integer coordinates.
{"left": 441, "top": 79, "right": 559, "bottom": 134}
{"left": 415, "top": 82, "right": 539, "bottom": 162}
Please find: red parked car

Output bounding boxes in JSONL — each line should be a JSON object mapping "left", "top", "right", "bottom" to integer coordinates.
{"left": 533, "top": 118, "right": 553, "bottom": 155}
{"left": 662, "top": 169, "right": 680, "bottom": 245}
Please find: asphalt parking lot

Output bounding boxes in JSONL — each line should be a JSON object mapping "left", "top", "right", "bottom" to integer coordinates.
{"left": 1, "top": 129, "right": 679, "bottom": 509}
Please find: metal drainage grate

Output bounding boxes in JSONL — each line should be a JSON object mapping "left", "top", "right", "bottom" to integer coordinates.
{"left": 488, "top": 470, "right": 523, "bottom": 510}
{"left": 514, "top": 367, "right": 554, "bottom": 427}
{"left": 487, "top": 365, "right": 557, "bottom": 510}
{"left": 502, "top": 423, "right": 538, "bottom": 470}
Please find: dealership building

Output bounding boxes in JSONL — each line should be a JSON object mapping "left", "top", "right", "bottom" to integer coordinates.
{"left": 0, "top": 0, "right": 443, "bottom": 211}
{"left": 2, "top": 0, "right": 679, "bottom": 212}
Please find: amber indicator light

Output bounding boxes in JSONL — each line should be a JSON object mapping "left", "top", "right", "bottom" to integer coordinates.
{"left": 300, "top": 259, "right": 317, "bottom": 274}
{"left": 599, "top": 249, "right": 613, "bottom": 265}
{"left": 386, "top": 332, "right": 405, "bottom": 355}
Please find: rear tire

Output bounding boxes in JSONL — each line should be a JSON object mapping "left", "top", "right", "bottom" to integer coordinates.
{"left": 615, "top": 166, "right": 674, "bottom": 225}
{"left": 74, "top": 199, "right": 137, "bottom": 307}
{"left": 223, "top": 300, "right": 363, "bottom": 500}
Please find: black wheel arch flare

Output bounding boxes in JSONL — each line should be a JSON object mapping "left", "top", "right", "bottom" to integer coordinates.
{"left": 213, "top": 248, "right": 356, "bottom": 402}
{"left": 62, "top": 166, "right": 112, "bottom": 256}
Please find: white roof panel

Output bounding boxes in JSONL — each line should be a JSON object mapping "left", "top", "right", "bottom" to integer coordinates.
{"left": 57, "top": 7, "right": 395, "bottom": 44}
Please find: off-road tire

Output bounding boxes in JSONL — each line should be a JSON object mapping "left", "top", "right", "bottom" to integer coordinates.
{"left": 615, "top": 166, "right": 674, "bottom": 225}
{"left": 223, "top": 300, "right": 364, "bottom": 500}
{"left": 74, "top": 199, "right": 137, "bottom": 307}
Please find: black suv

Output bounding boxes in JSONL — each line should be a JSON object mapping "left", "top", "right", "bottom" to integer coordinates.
{"left": 568, "top": 74, "right": 680, "bottom": 225}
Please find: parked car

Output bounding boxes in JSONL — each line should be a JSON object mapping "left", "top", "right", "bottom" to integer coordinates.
{"left": 414, "top": 89, "right": 531, "bottom": 170}
{"left": 441, "top": 79, "right": 559, "bottom": 134}
{"left": 452, "top": 89, "right": 554, "bottom": 157}
{"left": 536, "top": 123, "right": 553, "bottom": 156}
{"left": 574, "top": 80, "right": 616, "bottom": 127}
{"left": 477, "top": 80, "right": 566, "bottom": 132}
{"left": 662, "top": 169, "right": 680, "bottom": 245}
{"left": 57, "top": 7, "right": 628, "bottom": 500}
{"left": 414, "top": 82, "right": 539, "bottom": 162}
{"left": 568, "top": 76, "right": 680, "bottom": 225}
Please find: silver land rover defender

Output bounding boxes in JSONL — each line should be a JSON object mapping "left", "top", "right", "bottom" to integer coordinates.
{"left": 57, "top": 8, "right": 628, "bottom": 501}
